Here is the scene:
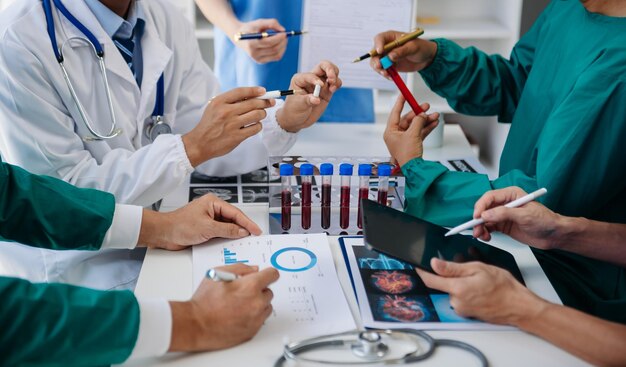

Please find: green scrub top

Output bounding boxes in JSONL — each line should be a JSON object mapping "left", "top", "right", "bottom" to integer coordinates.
{"left": 0, "top": 160, "right": 140, "bottom": 365}
{"left": 402, "top": 0, "right": 626, "bottom": 323}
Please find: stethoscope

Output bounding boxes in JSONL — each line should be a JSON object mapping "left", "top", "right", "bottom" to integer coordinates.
{"left": 42, "top": 0, "right": 171, "bottom": 142}
{"left": 274, "top": 329, "right": 488, "bottom": 366}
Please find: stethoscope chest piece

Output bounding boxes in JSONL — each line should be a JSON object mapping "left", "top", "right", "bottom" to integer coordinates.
{"left": 145, "top": 116, "right": 172, "bottom": 142}
{"left": 351, "top": 331, "right": 388, "bottom": 360}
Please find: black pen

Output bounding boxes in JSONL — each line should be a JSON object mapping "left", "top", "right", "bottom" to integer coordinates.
{"left": 235, "top": 30, "right": 307, "bottom": 41}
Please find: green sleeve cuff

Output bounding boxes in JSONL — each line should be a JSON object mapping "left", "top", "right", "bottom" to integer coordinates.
{"left": 401, "top": 157, "right": 449, "bottom": 186}
{"left": 419, "top": 38, "right": 457, "bottom": 88}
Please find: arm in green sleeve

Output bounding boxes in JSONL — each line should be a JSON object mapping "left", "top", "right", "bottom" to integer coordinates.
{"left": 0, "top": 161, "right": 115, "bottom": 250}
{"left": 401, "top": 158, "right": 538, "bottom": 227}
{"left": 404, "top": 62, "right": 626, "bottom": 227}
{"left": 418, "top": 3, "right": 553, "bottom": 122}
{"left": 0, "top": 276, "right": 139, "bottom": 366}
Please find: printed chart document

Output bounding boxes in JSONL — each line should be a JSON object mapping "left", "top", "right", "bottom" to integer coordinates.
{"left": 192, "top": 234, "right": 356, "bottom": 366}
{"left": 299, "top": 0, "right": 413, "bottom": 90}
{"left": 342, "top": 237, "right": 513, "bottom": 330}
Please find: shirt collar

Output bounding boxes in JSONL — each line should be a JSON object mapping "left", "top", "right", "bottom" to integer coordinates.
{"left": 83, "top": 0, "right": 145, "bottom": 39}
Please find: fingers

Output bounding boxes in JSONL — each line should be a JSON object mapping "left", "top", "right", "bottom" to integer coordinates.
{"left": 406, "top": 113, "right": 429, "bottom": 137}
{"left": 415, "top": 266, "right": 453, "bottom": 293}
{"left": 250, "top": 18, "right": 286, "bottom": 32}
{"left": 230, "top": 97, "right": 274, "bottom": 115}
{"left": 213, "top": 200, "right": 262, "bottom": 236}
{"left": 481, "top": 206, "right": 525, "bottom": 226}
{"left": 431, "top": 258, "right": 479, "bottom": 278}
{"left": 217, "top": 87, "right": 267, "bottom": 104}
{"left": 211, "top": 221, "right": 252, "bottom": 239}
{"left": 218, "top": 263, "right": 259, "bottom": 277}
{"left": 386, "top": 94, "right": 406, "bottom": 132}
{"left": 244, "top": 267, "right": 280, "bottom": 290}
{"left": 291, "top": 73, "right": 325, "bottom": 94}
{"left": 311, "top": 61, "right": 340, "bottom": 90}
{"left": 473, "top": 187, "right": 528, "bottom": 220}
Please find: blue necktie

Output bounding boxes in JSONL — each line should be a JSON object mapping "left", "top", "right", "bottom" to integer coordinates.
{"left": 112, "top": 19, "right": 144, "bottom": 85}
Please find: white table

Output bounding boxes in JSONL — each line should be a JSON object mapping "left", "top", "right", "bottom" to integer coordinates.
{"left": 125, "top": 124, "right": 589, "bottom": 367}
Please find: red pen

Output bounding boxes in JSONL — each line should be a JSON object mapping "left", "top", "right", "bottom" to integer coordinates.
{"left": 380, "top": 56, "right": 424, "bottom": 115}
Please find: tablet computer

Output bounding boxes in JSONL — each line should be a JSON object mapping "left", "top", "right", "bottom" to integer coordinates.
{"left": 361, "top": 199, "right": 525, "bottom": 284}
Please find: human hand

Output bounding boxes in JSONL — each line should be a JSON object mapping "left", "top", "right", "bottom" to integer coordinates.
{"left": 276, "top": 61, "right": 342, "bottom": 133}
{"left": 370, "top": 30, "right": 438, "bottom": 78}
{"left": 138, "top": 194, "right": 262, "bottom": 250}
{"left": 383, "top": 95, "right": 439, "bottom": 167}
{"left": 183, "top": 87, "right": 275, "bottom": 166}
{"left": 472, "top": 187, "right": 564, "bottom": 250}
{"left": 233, "top": 19, "right": 288, "bottom": 63}
{"left": 417, "top": 258, "right": 546, "bottom": 326}
{"left": 169, "top": 264, "right": 280, "bottom": 352}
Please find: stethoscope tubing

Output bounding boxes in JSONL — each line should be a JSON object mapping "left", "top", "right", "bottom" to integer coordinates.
{"left": 274, "top": 329, "right": 488, "bottom": 366}
{"left": 42, "top": 0, "right": 165, "bottom": 141}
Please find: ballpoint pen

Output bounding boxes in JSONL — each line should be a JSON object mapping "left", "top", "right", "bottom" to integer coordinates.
{"left": 444, "top": 188, "right": 548, "bottom": 237}
{"left": 206, "top": 268, "right": 240, "bottom": 282}
{"left": 353, "top": 28, "right": 424, "bottom": 63}
{"left": 257, "top": 89, "right": 306, "bottom": 99}
{"left": 235, "top": 30, "right": 307, "bottom": 41}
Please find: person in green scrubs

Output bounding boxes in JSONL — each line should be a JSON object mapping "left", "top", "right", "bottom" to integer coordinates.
{"left": 418, "top": 186, "right": 626, "bottom": 366}
{"left": 0, "top": 160, "right": 278, "bottom": 365}
{"left": 373, "top": 0, "right": 626, "bottom": 323}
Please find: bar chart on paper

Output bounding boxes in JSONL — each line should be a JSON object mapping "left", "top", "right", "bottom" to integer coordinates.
{"left": 192, "top": 234, "right": 356, "bottom": 366}
{"left": 223, "top": 248, "right": 249, "bottom": 264}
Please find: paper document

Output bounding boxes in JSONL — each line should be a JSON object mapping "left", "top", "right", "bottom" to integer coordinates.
{"left": 192, "top": 234, "right": 356, "bottom": 366}
{"left": 342, "top": 237, "right": 513, "bottom": 330}
{"left": 299, "top": 0, "right": 414, "bottom": 90}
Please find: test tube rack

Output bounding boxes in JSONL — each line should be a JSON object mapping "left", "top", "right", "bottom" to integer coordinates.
{"left": 267, "top": 156, "right": 405, "bottom": 235}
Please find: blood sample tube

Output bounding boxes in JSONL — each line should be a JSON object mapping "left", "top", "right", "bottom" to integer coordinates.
{"left": 357, "top": 164, "right": 371, "bottom": 229}
{"left": 339, "top": 163, "right": 353, "bottom": 229}
{"left": 378, "top": 164, "right": 391, "bottom": 206}
{"left": 320, "top": 163, "right": 333, "bottom": 229}
{"left": 300, "top": 163, "right": 314, "bottom": 230}
{"left": 280, "top": 164, "right": 293, "bottom": 231}
{"left": 380, "top": 56, "right": 425, "bottom": 115}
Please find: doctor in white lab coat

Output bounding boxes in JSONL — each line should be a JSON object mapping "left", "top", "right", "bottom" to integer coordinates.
{"left": 0, "top": 0, "right": 342, "bottom": 289}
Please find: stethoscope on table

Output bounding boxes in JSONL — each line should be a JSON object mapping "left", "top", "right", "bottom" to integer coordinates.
{"left": 42, "top": 0, "right": 171, "bottom": 142}
{"left": 275, "top": 329, "right": 488, "bottom": 366}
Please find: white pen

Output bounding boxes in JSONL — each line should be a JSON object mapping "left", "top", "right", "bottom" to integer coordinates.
{"left": 444, "top": 188, "right": 548, "bottom": 237}
{"left": 206, "top": 268, "right": 240, "bottom": 282}
{"left": 256, "top": 89, "right": 305, "bottom": 100}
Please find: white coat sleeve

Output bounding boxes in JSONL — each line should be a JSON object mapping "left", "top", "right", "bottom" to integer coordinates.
{"left": 168, "top": 18, "right": 297, "bottom": 177}
{"left": 0, "top": 37, "right": 193, "bottom": 207}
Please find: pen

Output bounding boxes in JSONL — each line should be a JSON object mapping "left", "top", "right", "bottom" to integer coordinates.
{"left": 235, "top": 30, "right": 307, "bottom": 41}
{"left": 206, "top": 268, "right": 240, "bottom": 282}
{"left": 444, "top": 188, "right": 548, "bottom": 237}
{"left": 257, "top": 89, "right": 305, "bottom": 100}
{"left": 353, "top": 28, "right": 424, "bottom": 63}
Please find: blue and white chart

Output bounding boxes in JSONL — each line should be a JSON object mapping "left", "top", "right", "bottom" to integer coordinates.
{"left": 192, "top": 234, "right": 356, "bottom": 366}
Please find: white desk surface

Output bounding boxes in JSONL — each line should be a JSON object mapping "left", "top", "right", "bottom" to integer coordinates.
{"left": 124, "top": 124, "right": 589, "bottom": 367}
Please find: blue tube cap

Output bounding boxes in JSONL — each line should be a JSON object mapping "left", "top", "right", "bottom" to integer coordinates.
{"left": 300, "top": 163, "right": 314, "bottom": 175}
{"left": 320, "top": 163, "right": 334, "bottom": 175}
{"left": 280, "top": 164, "right": 294, "bottom": 176}
{"left": 378, "top": 164, "right": 392, "bottom": 177}
{"left": 380, "top": 56, "right": 393, "bottom": 70}
{"left": 339, "top": 163, "right": 353, "bottom": 176}
{"left": 358, "top": 164, "right": 372, "bottom": 176}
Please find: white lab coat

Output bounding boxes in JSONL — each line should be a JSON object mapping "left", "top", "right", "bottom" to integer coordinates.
{"left": 0, "top": 0, "right": 297, "bottom": 290}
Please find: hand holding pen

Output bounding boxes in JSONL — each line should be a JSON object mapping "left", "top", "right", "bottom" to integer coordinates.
{"left": 230, "top": 19, "right": 291, "bottom": 63}
{"left": 369, "top": 29, "right": 437, "bottom": 78}
{"left": 170, "top": 264, "right": 279, "bottom": 352}
{"left": 446, "top": 188, "right": 549, "bottom": 237}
